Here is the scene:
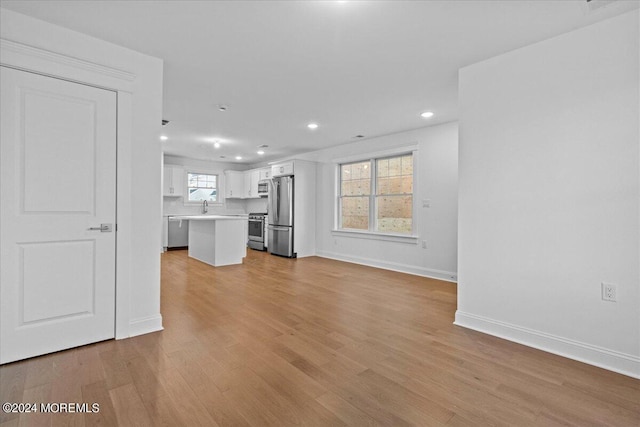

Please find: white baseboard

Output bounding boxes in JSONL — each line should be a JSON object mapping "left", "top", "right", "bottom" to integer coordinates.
{"left": 316, "top": 250, "right": 457, "bottom": 283}
{"left": 127, "top": 314, "right": 164, "bottom": 338}
{"left": 455, "top": 311, "right": 640, "bottom": 379}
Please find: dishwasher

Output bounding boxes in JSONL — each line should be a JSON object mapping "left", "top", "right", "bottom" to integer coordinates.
{"left": 168, "top": 217, "right": 189, "bottom": 249}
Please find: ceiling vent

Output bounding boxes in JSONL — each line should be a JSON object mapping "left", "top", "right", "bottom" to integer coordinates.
{"left": 585, "top": 0, "right": 619, "bottom": 12}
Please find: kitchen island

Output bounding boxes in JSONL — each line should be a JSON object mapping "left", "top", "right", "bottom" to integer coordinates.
{"left": 169, "top": 215, "right": 247, "bottom": 267}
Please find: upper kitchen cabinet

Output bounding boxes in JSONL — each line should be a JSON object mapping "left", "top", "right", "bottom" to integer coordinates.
{"left": 271, "top": 161, "right": 294, "bottom": 177}
{"left": 226, "top": 168, "right": 266, "bottom": 199}
{"left": 224, "top": 170, "right": 244, "bottom": 198}
{"left": 259, "top": 168, "right": 271, "bottom": 180}
{"left": 163, "top": 165, "right": 184, "bottom": 197}
{"left": 245, "top": 169, "right": 261, "bottom": 198}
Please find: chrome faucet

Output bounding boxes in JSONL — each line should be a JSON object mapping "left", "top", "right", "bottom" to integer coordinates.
{"left": 202, "top": 200, "right": 208, "bottom": 214}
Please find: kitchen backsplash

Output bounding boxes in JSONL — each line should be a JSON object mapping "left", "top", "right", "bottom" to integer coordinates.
{"left": 163, "top": 197, "right": 267, "bottom": 216}
{"left": 245, "top": 198, "right": 268, "bottom": 214}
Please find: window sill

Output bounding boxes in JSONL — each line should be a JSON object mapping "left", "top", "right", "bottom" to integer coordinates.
{"left": 331, "top": 229, "right": 419, "bottom": 244}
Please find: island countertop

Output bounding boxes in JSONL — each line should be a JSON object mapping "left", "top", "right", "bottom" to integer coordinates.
{"left": 168, "top": 214, "right": 248, "bottom": 221}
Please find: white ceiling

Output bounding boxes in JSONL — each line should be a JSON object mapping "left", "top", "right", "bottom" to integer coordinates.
{"left": 1, "top": 0, "right": 638, "bottom": 164}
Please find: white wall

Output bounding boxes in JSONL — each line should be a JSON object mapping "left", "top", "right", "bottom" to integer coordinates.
{"left": 456, "top": 10, "right": 639, "bottom": 377}
{"left": 298, "top": 122, "right": 458, "bottom": 281}
{"left": 1, "top": 9, "right": 164, "bottom": 338}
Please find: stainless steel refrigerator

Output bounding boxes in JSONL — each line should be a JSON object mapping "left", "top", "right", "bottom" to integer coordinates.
{"left": 268, "top": 175, "right": 295, "bottom": 257}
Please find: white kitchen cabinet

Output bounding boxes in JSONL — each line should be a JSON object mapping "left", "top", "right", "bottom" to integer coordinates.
{"left": 184, "top": 216, "right": 247, "bottom": 267}
{"left": 243, "top": 170, "right": 251, "bottom": 198}
{"left": 271, "top": 161, "right": 294, "bottom": 177}
{"left": 245, "top": 169, "right": 261, "bottom": 198}
{"left": 226, "top": 169, "right": 262, "bottom": 199}
{"left": 258, "top": 168, "right": 271, "bottom": 180}
{"left": 163, "top": 165, "right": 184, "bottom": 197}
{"left": 225, "top": 170, "right": 245, "bottom": 198}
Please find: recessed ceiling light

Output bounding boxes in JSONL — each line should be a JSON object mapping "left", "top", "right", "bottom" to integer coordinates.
{"left": 160, "top": 135, "right": 168, "bottom": 141}
{"left": 307, "top": 123, "right": 318, "bottom": 130}
{"left": 213, "top": 142, "right": 221, "bottom": 148}
{"left": 420, "top": 111, "right": 434, "bottom": 119}
{"left": 218, "top": 104, "right": 228, "bottom": 112}
{"left": 235, "top": 156, "right": 242, "bottom": 160}
{"left": 257, "top": 150, "right": 265, "bottom": 155}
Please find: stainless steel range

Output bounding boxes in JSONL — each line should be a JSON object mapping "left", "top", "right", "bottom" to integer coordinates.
{"left": 248, "top": 212, "right": 266, "bottom": 251}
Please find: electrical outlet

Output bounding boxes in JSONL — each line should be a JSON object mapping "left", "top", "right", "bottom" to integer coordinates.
{"left": 421, "top": 240, "right": 427, "bottom": 249}
{"left": 601, "top": 282, "right": 617, "bottom": 302}
{"left": 422, "top": 199, "right": 431, "bottom": 208}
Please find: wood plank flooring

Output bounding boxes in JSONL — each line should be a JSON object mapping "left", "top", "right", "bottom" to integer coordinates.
{"left": 1, "top": 249, "right": 639, "bottom": 426}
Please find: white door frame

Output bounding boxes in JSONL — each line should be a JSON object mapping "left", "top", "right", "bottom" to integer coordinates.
{"left": 1, "top": 38, "right": 135, "bottom": 339}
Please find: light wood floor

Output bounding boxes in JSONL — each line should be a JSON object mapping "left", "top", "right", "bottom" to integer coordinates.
{"left": 1, "top": 249, "right": 639, "bottom": 426}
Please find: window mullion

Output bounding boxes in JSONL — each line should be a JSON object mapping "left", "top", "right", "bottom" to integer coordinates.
{"left": 370, "top": 159, "right": 375, "bottom": 232}
{"left": 338, "top": 166, "right": 343, "bottom": 229}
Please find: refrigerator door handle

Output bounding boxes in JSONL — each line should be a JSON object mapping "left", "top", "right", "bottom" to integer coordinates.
{"left": 275, "top": 180, "right": 280, "bottom": 222}
{"left": 268, "top": 225, "right": 289, "bottom": 231}
{"left": 269, "top": 179, "right": 278, "bottom": 223}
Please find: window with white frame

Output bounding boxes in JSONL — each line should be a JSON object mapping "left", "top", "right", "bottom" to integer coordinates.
{"left": 187, "top": 172, "right": 218, "bottom": 202}
{"left": 339, "top": 152, "right": 414, "bottom": 234}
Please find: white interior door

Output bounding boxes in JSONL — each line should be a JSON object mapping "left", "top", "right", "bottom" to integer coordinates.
{"left": 0, "top": 67, "right": 117, "bottom": 364}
